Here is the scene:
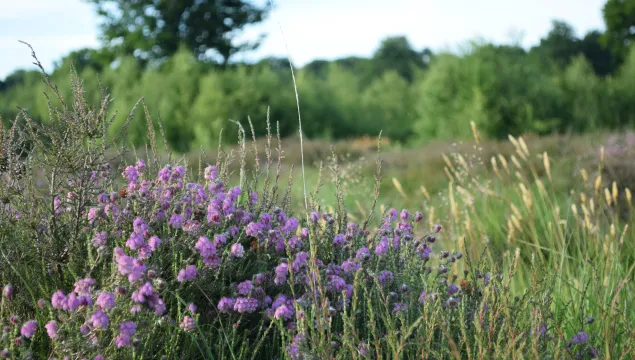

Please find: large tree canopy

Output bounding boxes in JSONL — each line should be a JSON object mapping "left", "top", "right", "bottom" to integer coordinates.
{"left": 86, "top": 0, "right": 271, "bottom": 64}
{"left": 602, "top": 0, "right": 635, "bottom": 63}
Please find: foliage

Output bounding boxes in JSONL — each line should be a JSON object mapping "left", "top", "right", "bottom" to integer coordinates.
{"left": 0, "top": 51, "right": 634, "bottom": 360}
{"left": 86, "top": 0, "right": 271, "bottom": 64}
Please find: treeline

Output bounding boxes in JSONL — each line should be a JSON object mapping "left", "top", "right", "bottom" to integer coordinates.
{"left": 1, "top": 21, "right": 635, "bottom": 152}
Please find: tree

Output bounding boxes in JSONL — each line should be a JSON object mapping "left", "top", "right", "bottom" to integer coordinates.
{"left": 579, "top": 30, "right": 615, "bottom": 76}
{"left": 531, "top": 20, "right": 581, "bottom": 69}
{"left": 602, "top": 0, "right": 635, "bottom": 64}
{"left": 372, "top": 36, "right": 427, "bottom": 82}
{"left": 86, "top": 0, "right": 271, "bottom": 64}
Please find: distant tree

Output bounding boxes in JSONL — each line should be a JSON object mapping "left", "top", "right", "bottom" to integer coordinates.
{"left": 53, "top": 48, "right": 116, "bottom": 73}
{"left": 531, "top": 20, "right": 581, "bottom": 69}
{"left": 372, "top": 36, "right": 427, "bottom": 82}
{"left": 86, "top": 0, "right": 271, "bottom": 64}
{"left": 602, "top": 0, "right": 635, "bottom": 64}
{"left": 579, "top": 30, "right": 615, "bottom": 76}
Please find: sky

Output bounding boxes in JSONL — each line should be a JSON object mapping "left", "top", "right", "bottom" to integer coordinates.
{"left": 0, "top": 0, "right": 608, "bottom": 80}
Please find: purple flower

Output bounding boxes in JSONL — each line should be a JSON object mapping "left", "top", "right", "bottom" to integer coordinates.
{"left": 333, "top": 234, "right": 345, "bottom": 246}
{"left": 187, "top": 303, "right": 197, "bottom": 314}
{"left": 341, "top": 258, "right": 360, "bottom": 273}
{"left": 123, "top": 165, "right": 139, "bottom": 183}
{"left": 378, "top": 271, "right": 393, "bottom": 286}
{"left": 237, "top": 280, "right": 253, "bottom": 295}
{"left": 387, "top": 208, "right": 398, "bottom": 222}
{"left": 92, "top": 232, "right": 108, "bottom": 248}
{"left": 168, "top": 214, "right": 183, "bottom": 229}
{"left": 96, "top": 292, "right": 116, "bottom": 310}
{"left": 2, "top": 285, "right": 14, "bottom": 300}
{"left": 195, "top": 236, "right": 216, "bottom": 258}
{"left": 233, "top": 297, "right": 259, "bottom": 313}
{"left": 375, "top": 240, "right": 389, "bottom": 257}
{"left": 414, "top": 211, "right": 423, "bottom": 222}
{"left": 274, "top": 263, "right": 289, "bottom": 285}
{"left": 483, "top": 273, "right": 490, "bottom": 286}
{"left": 204, "top": 165, "right": 218, "bottom": 181}
{"left": 133, "top": 217, "right": 148, "bottom": 235}
{"left": 180, "top": 316, "right": 195, "bottom": 332}
{"left": 177, "top": 265, "right": 198, "bottom": 282}
{"left": 51, "top": 291, "right": 67, "bottom": 310}
{"left": 400, "top": 209, "right": 410, "bottom": 221}
{"left": 119, "top": 321, "right": 137, "bottom": 337}
{"left": 355, "top": 247, "right": 370, "bottom": 260}
{"left": 148, "top": 236, "right": 161, "bottom": 251}
{"left": 94, "top": 355, "right": 104, "bottom": 360}
{"left": 569, "top": 331, "right": 589, "bottom": 345}
{"left": 246, "top": 222, "right": 263, "bottom": 237}
{"left": 90, "top": 309, "right": 110, "bottom": 329}
{"left": 126, "top": 232, "right": 145, "bottom": 251}
{"left": 310, "top": 211, "right": 319, "bottom": 223}
{"left": 218, "top": 297, "right": 235, "bottom": 313}
{"left": 433, "top": 224, "right": 442, "bottom": 233}
{"left": 292, "top": 252, "right": 309, "bottom": 272}
{"left": 274, "top": 303, "right": 294, "bottom": 320}
{"left": 418, "top": 290, "right": 426, "bottom": 304}
{"left": 115, "top": 334, "right": 131, "bottom": 348}
{"left": 448, "top": 284, "right": 459, "bottom": 296}
{"left": 20, "top": 320, "right": 37, "bottom": 338}
{"left": 392, "top": 302, "right": 407, "bottom": 315}
{"left": 328, "top": 276, "right": 347, "bottom": 292}
{"left": 230, "top": 243, "right": 245, "bottom": 258}
{"left": 45, "top": 321, "right": 58, "bottom": 340}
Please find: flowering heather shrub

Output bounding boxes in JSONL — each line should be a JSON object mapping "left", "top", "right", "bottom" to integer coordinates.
{"left": 0, "top": 53, "right": 632, "bottom": 359}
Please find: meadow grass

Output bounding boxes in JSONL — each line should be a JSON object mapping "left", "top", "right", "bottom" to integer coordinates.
{"left": 0, "top": 57, "right": 633, "bottom": 359}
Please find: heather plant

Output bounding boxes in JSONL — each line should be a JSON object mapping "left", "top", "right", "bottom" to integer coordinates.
{"left": 0, "top": 49, "right": 633, "bottom": 359}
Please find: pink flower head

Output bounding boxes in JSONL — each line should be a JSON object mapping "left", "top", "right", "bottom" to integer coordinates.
{"left": 230, "top": 243, "right": 245, "bottom": 258}
{"left": 180, "top": 316, "right": 195, "bottom": 332}
{"left": 20, "top": 320, "right": 38, "bottom": 338}
{"left": 177, "top": 265, "right": 198, "bottom": 282}
{"left": 90, "top": 309, "right": 110, "bottom": 329}
{"left": 45, "top": 321, "right": 58, "bottom": 340}
{"left": 96, "top": 292, "right": 116, "bottom": 310}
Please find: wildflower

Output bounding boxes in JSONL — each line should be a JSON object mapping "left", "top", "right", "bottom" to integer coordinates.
{"left": 126, "top": 232, "right": 145, "bottom": 250}
{"left": 378, "top": 270, "right": 394, "bottom": 286}
{"left": 80, "top": 324, "right": 91, "bottom": 335}
{"left": 119, "top": 321, "right": 137, "bottom": 337}
{"left": 230, "top": 243, "right": 245, "bottom": 258}
{"left": 254, "top": 273, "right": 266, "bottom": 285}
{"left": 2, "top": 285, "right": 14, "bottom": 300}
{"left": 233, "top": 297, "right": 259, "bottom": 313}
{"left": 246, "top": 222, "right": 263, "bottom": 237}
{"left": 392, "top": 302, "right": 407, "bottom": 314}
{"left": 274, "top": 303, "right": 294, "bottom": 320}
{"left": 96, "top": 292, "right": 116, "bottom": 310}
{"left": 115, "top": 334, "right": 131, "bottom": 348}
{"left": 92, "top": 232, "right": 108, "bottom": 248}
{"left": 333, "top": 234, "right": 345, "bottom": 246}
{"left": 274, "top": 263, "right": 289, "bottom": 285}
{"left": 204, "top": 165, "right": 218, "bottom": 181}
{"left": 341, "top": 258, "right": 360, "bottom": 273}
{"left": 20, "top": 320, "right": 38, "bottom": 338}
{"left": 414, "top": 211, "right": 423, "bottom": 222}
{"left": 483, "top": 272, "right": 490, "bottom": 286}
{"left": 568, "top": 331, "right": 589, "bottom": 346}
{"left": 327, "top": 276, "right": 347, "bottom": 292}
{"left": 310, "top": 211, "right": 319, "bottom": 223}
{"left": 94, "top": 355, "right": 104, "bottom": 360}
{"left": 400, "top": 209, "right": 410, "bottom": 220}
{"left": 45, "top": 321, "right": 58, "bottom": 340}
{"left": 177, "top": 265, "right": 198, "bottom": 282}
{"left": 375, "top": 239, "right": 389, "bottom": 257}
{"left": 237, "top": 280, "right": 253, "bottom": 295}
{"left": 180, "top": 316, "right": 195, "bottom": 332}
{"left": 90, "top": 309, "right": 110, "bottom": 329}
{"left": 448, "top": 284, "right": 459, "bottom": 296}
{"left": 168, "top": 214, "right": 183, "bottom": 229}
{"left": 214, "top": 234, "right": 227, "bottom": 246}
{"left": 51, "top": 291, "right": 67, "bottom": 310}
{"left": 187, "top": 303, "right": 197, "bottom": 314}
{"left": 195, "top": 236, "right": 216, "bottom": 258}
{"left": 355, "top": 247, "right": 371, "bottom": 261}
{"left": 433, "top": 224, "right": 442, "bottom": 233}
{"left": 418, "top": 290, "right": 426, "bottom": 304}
{"left": 123, "top": 165, "right": 139, "bottom": 183}
{"left": 388, "top": 208, "right": 398, "bottom": 222}
{"left": 218, "top": 297, "right": 235, "bottom": 313}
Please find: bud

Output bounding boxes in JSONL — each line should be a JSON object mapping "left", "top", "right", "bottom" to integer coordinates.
{"left": 2, "top": 285, "right": 14, "bottom": 300}
{"left": 433, "top": 224, "right": 442, "bottom": 233}
{"left": 414, "top": 211, "right": 423, "bottom": 222}
{"left": 441, "top": 251, "right": 450, "bottom": 259}
{"left": 456, "top": 252, "right": 463, "bottom": 259}
{"left": 426, "top": 235, "right": 436, "bottom": 244}
{"left": 400, "top": 284, "right": 409, "bottom": 293}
